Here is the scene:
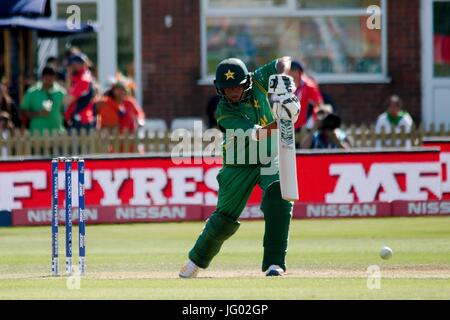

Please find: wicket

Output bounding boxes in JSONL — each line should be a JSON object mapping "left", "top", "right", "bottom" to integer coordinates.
{"left": 51, "top": 157, "right": 86, "bottom": 276}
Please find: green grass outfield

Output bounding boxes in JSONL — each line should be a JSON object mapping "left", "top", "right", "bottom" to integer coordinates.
{"left": 0, "top": 217, "right": 449, "bottom": 300}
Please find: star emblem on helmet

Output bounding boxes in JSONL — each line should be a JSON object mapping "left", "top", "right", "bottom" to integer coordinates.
{"left": 224, "top": 70, "right": 235, "bottom": 80}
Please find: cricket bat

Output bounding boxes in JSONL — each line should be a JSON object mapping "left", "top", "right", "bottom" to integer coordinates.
{"left": 278, "top": 117, "right": 299, "bottom": 201}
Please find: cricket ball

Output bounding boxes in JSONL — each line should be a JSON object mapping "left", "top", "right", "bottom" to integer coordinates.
{"left": 380, "top": 246, "right": 393, "bottom": 260}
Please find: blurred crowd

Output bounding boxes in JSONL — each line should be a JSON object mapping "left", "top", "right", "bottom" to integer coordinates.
{"left": 0, "top": 47, "right": 145, "bottom": 137}
{"left": 1, "top": 53, "right": 416, "bottom": 152}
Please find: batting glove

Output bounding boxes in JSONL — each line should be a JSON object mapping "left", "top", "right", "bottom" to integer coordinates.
{"left": 272, "top": 94, "right": 300, "bottom": 123}
{"left": 268, "top": 74, "right": 296, "bottom": 95}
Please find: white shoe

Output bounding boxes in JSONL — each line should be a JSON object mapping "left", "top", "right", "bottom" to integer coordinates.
{"left": 265, "top": 265, "right": 284, "bottom": 277}
{"left": 179, "top": 260, "right": 200, "bottom": 278}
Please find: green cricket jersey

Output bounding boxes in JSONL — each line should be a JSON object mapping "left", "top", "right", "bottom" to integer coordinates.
{"left": 215, "top": 60, "right": 278, "bottom": 166}
{"left": 21, "top": 82, "right": 67, "bottom": 135}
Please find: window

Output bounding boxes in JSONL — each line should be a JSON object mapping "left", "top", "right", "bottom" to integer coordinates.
{"left": 209, "top": 0, "right": 288, "bottom": 8}
{"left": 433, "top": 1, "right": 450, "bottom": 78}
{"left": 202, "top": 0, "right": 387, "bottom": 83}
{"left": 297, "top": 0, "right": 380, "bottom": 9}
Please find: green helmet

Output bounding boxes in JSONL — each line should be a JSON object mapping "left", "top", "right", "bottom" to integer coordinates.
{"left": 214, "top": 58, "right": 252, "bottom": 102}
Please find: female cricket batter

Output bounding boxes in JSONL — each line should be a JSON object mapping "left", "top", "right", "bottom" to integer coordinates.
{"left": 180, "top": 57, "right": 300, "bottom": 277}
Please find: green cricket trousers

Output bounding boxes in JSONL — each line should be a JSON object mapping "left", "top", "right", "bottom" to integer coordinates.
{"left": 188, "top": 164, "right": 293, "bottom": 272}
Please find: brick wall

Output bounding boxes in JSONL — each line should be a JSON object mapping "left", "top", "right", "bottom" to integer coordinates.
{"left": 141, "top": 0, "right": 204, "bottom": 124}
{"left": 141, "top": 0, "right": 421, "bottom": 126}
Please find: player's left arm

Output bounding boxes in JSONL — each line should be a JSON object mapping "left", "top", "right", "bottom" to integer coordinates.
{"left": 268, "top": 56, "right": 300, "bottom": 124}
{"left": 276, "top": 56, "right": 292, "bottom": 75}
{"left": 251, "top": 56, "right": 298, "bottom": 141}
{"left": 252, "top": 57, "right": 293, "bottom": 91}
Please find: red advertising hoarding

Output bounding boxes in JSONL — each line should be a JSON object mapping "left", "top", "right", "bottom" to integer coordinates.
{"left": 1, "top": 147, "right": 448, "bottom": 226}
{"left": 423, "top": 138, "right": 450, "bottom": 199}
{"left": 296, "top": 149, "right": 441, "bottom": 203}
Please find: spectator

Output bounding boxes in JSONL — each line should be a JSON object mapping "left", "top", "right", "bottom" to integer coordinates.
{"left": 97, "top": 78, "right": 145, "bottom": 133}
{"left": 45, "top": 56, "right": 66, "bottom": 85}
{"left": 0, "top": 111, "right": 13, "bottom": 132}
{"left": 375, "top": 95, "right": 414, "bottom": 134}
{"left": 300, "top": 105, "right": 352, "bottom": 150}
{"left": 288, "top": 60, "right": 324, "bottom": 131}
{"left": 64, "top": 54, "right": 96, "bottom": 132}
{"left": 21, "top": 67, "right": 66, "bottom": 135}
{"left": 0, "top": 83, "right": 21, "bottom": 129}
{"left": 61, "top": 48, "right": 83, "bottom": 88}
{"left": 0, "top": 54, "right": 4, "bottom": 79}
{"left": 124, "top": 76, "right": 137, "bottom": 98}
{"left": 0, "top": 111, "right": 13, "bottom": 158}
{"left": 45, "top": 56, "right": 59, "bottom": 69}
